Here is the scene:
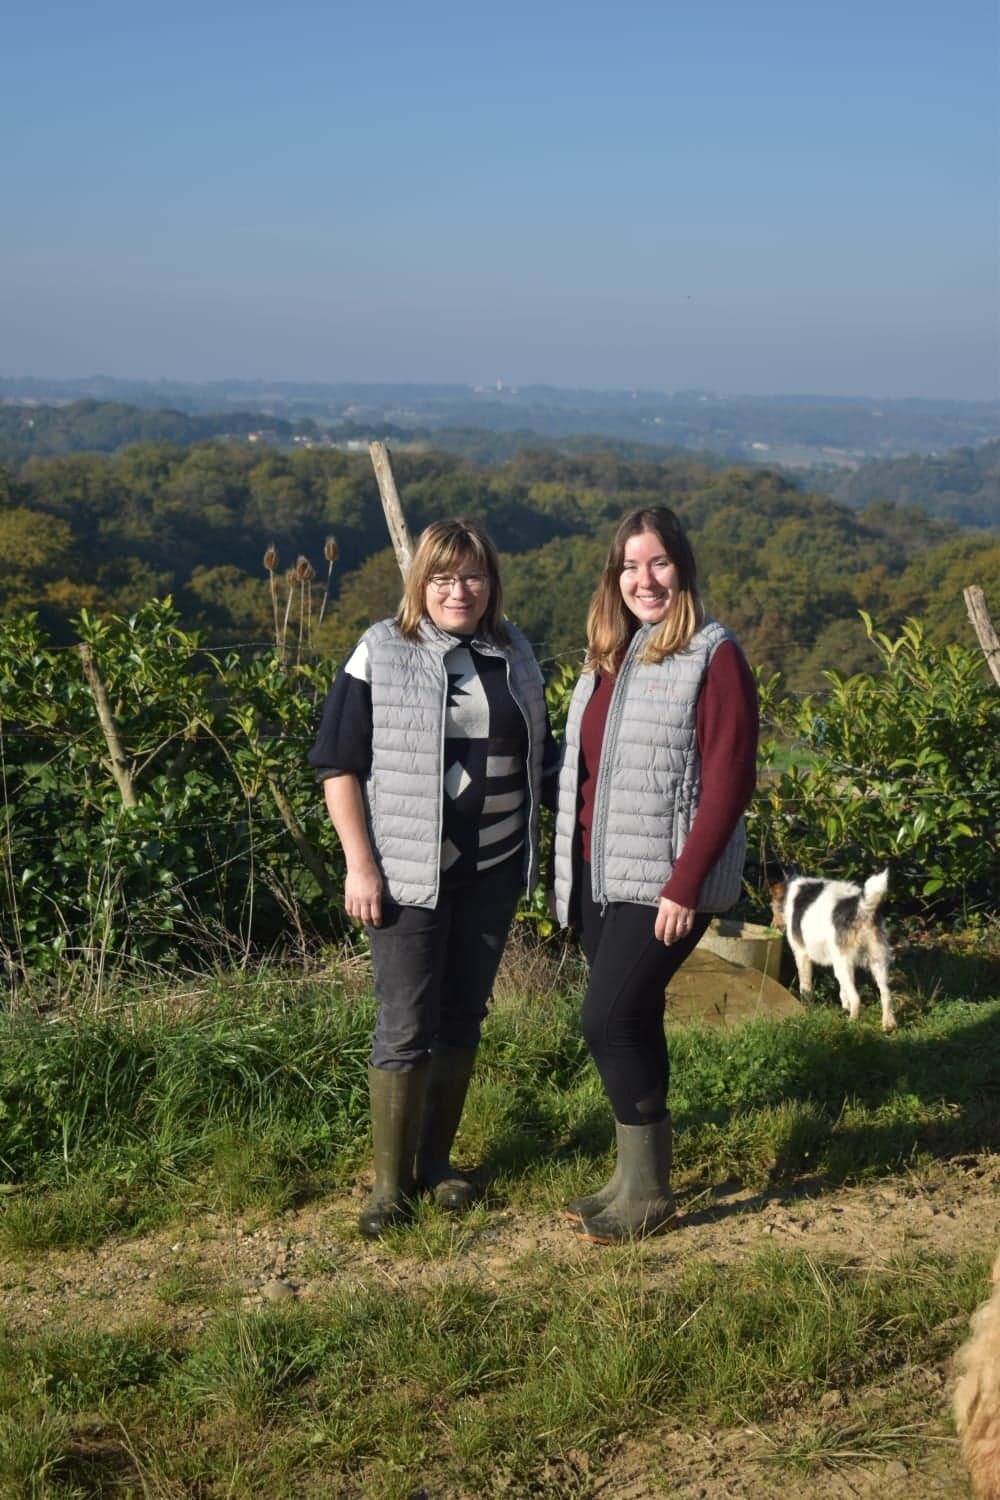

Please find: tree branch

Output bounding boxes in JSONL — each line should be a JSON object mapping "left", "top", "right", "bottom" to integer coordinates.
{"left": 267, "top": 774, "right": 339, "bottom": 902}
{"left": 78, "top": 642, "right": 139, "bottom": 808}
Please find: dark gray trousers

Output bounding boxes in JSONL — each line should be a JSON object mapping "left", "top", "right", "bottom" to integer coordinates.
{"left": 367, "top": 858, "right": 523, "bottom": 1071}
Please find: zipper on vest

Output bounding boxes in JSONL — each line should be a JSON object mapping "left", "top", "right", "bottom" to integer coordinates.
{"left": 501, "top": 646, "right": 536, "bottom": 893}
{"left": 430, "top": 648, "right": 449, "bottom": 908}
{"left": 590, "top": 626, "right": 650, "bottom": 911}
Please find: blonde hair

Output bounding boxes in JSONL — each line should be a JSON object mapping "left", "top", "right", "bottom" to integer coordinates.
{"left": 396, "top": 517, "right": 508, "bottom": 642}
{"left": 585, "top": 507, "right": 703, "bottom": 674}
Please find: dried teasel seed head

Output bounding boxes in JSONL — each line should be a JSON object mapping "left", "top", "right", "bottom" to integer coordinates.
{"left": 263, "top": 544, "right": 279, "bottom": 572}
{"left": 324, "top": 535, "right": 339, "bottom": 564}
{"left": 285, "top": 568, "right": 297, "bottom": 588}
{"left": 295, "top": 555, "right": 316, "bottom": 583}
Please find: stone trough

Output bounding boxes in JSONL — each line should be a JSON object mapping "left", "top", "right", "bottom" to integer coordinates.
{"left": 666, "top": 918, "right": 802, "bottom": 1029}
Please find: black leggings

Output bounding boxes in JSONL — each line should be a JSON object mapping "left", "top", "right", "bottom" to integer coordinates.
{"left": 577, "top": 867, "right": 711, "bottom": 1126}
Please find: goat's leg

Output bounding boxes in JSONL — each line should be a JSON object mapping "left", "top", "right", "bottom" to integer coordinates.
{"left": 869, "top": 953, "right": 896, "bottom": 1033}
{"left": 792, "top": 947, "right": 813, "bottom": 998}
{"left": 832, "top": 955, "right": 862, "bottom": 1020}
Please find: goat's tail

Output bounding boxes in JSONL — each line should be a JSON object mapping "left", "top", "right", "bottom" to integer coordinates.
{"left": 861, "top": 868, "right": 889, "bottom": 914}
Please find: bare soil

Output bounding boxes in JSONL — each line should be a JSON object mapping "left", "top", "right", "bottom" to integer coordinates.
{"left": 2, "top": 1151, "right": 997, "bottom": 1499}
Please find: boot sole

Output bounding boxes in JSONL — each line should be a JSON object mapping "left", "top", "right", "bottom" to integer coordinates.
{"left": 358, "top": 1195, "right": 418, "bottom": 1240}
{"left": 359, "top": 1213, "right": 413, "bottom": 1240}
{"left": 416, "top": 1177, "right": 479, "bottom": 1211}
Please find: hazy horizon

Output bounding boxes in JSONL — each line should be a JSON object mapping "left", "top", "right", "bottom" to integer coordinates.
{"left": 3, "top": 373, "right": 999, "bottom": 407}
{"left": 4, "top": 1, "right": 998, "bottom": 403}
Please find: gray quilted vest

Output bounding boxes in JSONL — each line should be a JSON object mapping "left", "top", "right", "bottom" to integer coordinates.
{"left": 363, "top": 617, "right": 548, "bottom": 908}
{"left": 553, "top": 618, "right": 746, "bottom": 923}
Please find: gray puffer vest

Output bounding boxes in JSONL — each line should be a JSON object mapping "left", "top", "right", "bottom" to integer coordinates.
{"left": 363, "top": 617, "right": 548, "bottom": 908}
{"left": 553, "top": 618, "right": 746, "bottom": 923}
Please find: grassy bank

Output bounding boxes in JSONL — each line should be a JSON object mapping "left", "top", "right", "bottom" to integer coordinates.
{"left": 1, "top": 936, "right": 998, "bottom": 1495}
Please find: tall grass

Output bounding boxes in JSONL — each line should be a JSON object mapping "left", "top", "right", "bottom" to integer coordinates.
{"left": 0, "top": 972, "right": 374, "bottom": 1243}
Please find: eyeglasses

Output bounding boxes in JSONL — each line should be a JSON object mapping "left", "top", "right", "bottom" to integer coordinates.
{"left": 427, "top": 573, "right": 489, "bottom": 594}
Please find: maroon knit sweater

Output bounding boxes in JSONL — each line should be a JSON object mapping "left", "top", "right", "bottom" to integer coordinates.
{"left": 577, "top": 639, "right": 759, "bottom": 909}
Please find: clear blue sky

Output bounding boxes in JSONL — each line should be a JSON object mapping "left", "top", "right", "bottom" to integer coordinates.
{"left": 3, "top": 0, "right": 998, "bottom": 399}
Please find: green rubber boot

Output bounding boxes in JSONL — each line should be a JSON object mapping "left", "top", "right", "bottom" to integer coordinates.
{"left": 415, "top": 1044, "right": 479, "bottom": 1211}
{"left": 564, "top": 1124, "right": 624, "bottom": 1221}
{"left": 575, "top": 1113, "right": 677, "bottom": 1244}
{"left": 359, "top": 1064, "right": 429, "bottom": 1240}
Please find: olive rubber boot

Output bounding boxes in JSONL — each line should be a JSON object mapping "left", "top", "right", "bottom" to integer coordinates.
{"left": 563, "top": 1123, "right": 625, "bottom": 1221}
{"left": 575, "top": 1113, "right": 677, "bottom": 1244}
{"left": 359, "top": 1065, "right": 429, "bottom": 1240}
{"left": 414, "top": 1044, "right": 479, "bottom": 1211}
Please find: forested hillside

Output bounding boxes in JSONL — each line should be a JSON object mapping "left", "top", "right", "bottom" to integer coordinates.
{"left": 1, "top": 440, "right": 998, "bottom": 688}
{"left": 804, "top": 438, "right": 1000, "bottom": 529}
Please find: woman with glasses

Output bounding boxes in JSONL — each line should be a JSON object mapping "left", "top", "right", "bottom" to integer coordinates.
{"left": 553, "top": 506, "right": 758, "bottom": 1243}
{"left": 310, "top": 518, "right": 557, "bottom": 1238}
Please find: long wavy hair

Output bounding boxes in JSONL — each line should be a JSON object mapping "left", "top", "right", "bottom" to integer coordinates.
{"left": 585, "top": 507, "right": 702, "bottom": 673}
{"left": 396, "top": 517, "right": 508, "bottom": 643}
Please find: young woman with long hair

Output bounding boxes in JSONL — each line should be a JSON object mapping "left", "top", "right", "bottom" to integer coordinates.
{"left": 553, "top": 506, "right": 758, "bottom": 1243}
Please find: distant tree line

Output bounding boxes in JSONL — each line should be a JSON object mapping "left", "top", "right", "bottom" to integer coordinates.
{"left": 3, "top": 397, "right": 998, "bottom": 528}
{"left": 0, "top": 399, "right": 326, "bottom": 465}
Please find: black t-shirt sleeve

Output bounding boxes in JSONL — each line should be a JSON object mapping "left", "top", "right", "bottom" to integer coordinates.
{"left": 307, "top": 642, "right": 374, "bottom": 780}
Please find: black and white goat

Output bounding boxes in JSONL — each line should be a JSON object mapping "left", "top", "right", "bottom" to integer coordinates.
{"left": 769, "top": 868, "right": 897, "bottom": 1033}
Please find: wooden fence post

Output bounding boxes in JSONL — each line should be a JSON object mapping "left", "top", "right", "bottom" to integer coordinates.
{"left": 368, "top": 441, "right": 414, "bottom": 579}
{"left": 963, "top": 586, "right": 1000, "bottom": 688}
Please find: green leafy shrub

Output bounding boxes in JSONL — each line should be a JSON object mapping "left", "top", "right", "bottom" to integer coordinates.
{"left": 750, "top": 614, "right": 1000, "bottom": 913}
{"left": 0, "top": 602, "right": 346, "bottom": 978}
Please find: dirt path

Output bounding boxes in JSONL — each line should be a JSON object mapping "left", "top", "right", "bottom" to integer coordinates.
{"left": 2, "top": 1153, "right": 996, "bottom": 1498}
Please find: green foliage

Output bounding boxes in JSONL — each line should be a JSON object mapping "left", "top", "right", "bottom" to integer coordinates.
{"left": 0, "top": 602, "right": 345, "bottom": 977}
{"left": 751, "top": 615, "right": 1000, "bottom": 912}
{"left": 511, "top": 662, "right": 579, "bottom": 939}
{"left": 3, "top": 592, "right": 996, "bottom": 981}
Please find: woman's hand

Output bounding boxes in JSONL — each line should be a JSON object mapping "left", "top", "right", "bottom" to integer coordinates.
{"left": 655, "top": 897, "right": 697, "bottom": 946}
{"left": 323, "top": 776, "right": 384, "bottom": 927}
{"left": 344, "top": 863, "right": 384, "bottom": 927}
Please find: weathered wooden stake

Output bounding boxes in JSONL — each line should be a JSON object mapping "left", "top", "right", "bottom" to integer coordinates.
{"left": 369, "top": 441, "right": 414, "bottom": 579}
{"left": 78, "top": 642, "right": 139, "bottom": 808}
{"left": 963, "top": 585, "right": 1000, "bottom": 688}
